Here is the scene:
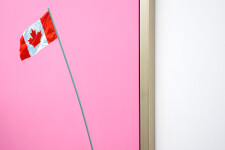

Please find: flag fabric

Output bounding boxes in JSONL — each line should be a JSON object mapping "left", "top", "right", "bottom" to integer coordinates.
{"left": 19, "top": 11, "right": 57, "bottom": 60}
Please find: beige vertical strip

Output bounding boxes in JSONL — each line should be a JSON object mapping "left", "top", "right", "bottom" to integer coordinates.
{"left": 140, "top": 0, "right": 155, "bottom": 149}
{"left": 148, "top": 0, "right": 155, "bottom": 149}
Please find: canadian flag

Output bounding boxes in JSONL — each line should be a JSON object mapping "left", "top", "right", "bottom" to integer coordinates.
{"left": 19, "top": 11, "right": 57, "bottom": 60}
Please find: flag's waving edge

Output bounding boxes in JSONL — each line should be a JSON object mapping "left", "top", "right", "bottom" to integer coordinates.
{"left": 19, "top": 11, "right": 57, "bottom": 60}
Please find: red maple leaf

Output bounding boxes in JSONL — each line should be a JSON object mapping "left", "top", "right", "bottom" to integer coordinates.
{"left": 28, "top": 29, "right": 42, "bottom": 47}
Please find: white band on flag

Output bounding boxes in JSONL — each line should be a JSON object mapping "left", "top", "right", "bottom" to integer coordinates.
{"left": 23, "top": 20, "right": 48, "bottom": 56}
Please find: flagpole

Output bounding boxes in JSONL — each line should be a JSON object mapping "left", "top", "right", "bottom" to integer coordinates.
{"left": 48, "top": 8, "right": 94, "bottom": 150}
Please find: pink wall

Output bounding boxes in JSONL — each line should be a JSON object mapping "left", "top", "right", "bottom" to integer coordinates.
{"left": 0, "top": 0, "right": 139, "bottom": 149}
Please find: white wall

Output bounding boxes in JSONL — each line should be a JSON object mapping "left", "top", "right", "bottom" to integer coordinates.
{"left": 155, "top": 0, "right": 225, "bottom": 150}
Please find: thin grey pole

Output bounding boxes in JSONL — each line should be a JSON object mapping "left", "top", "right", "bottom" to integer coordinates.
{"left": 48, "top": 8, "right": 94, "bottom": 150}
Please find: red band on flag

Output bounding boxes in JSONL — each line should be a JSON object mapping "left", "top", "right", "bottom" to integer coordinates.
{"left": 20, "top": 36, "right": 30, "bottom": 60}
{"left": 40, "top": 12, "right": 57, "bottom": 44}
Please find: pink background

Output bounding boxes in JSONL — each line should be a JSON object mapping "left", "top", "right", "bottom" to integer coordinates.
{"left": 0, "top": 0, "right": 139, "bottom": 150}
